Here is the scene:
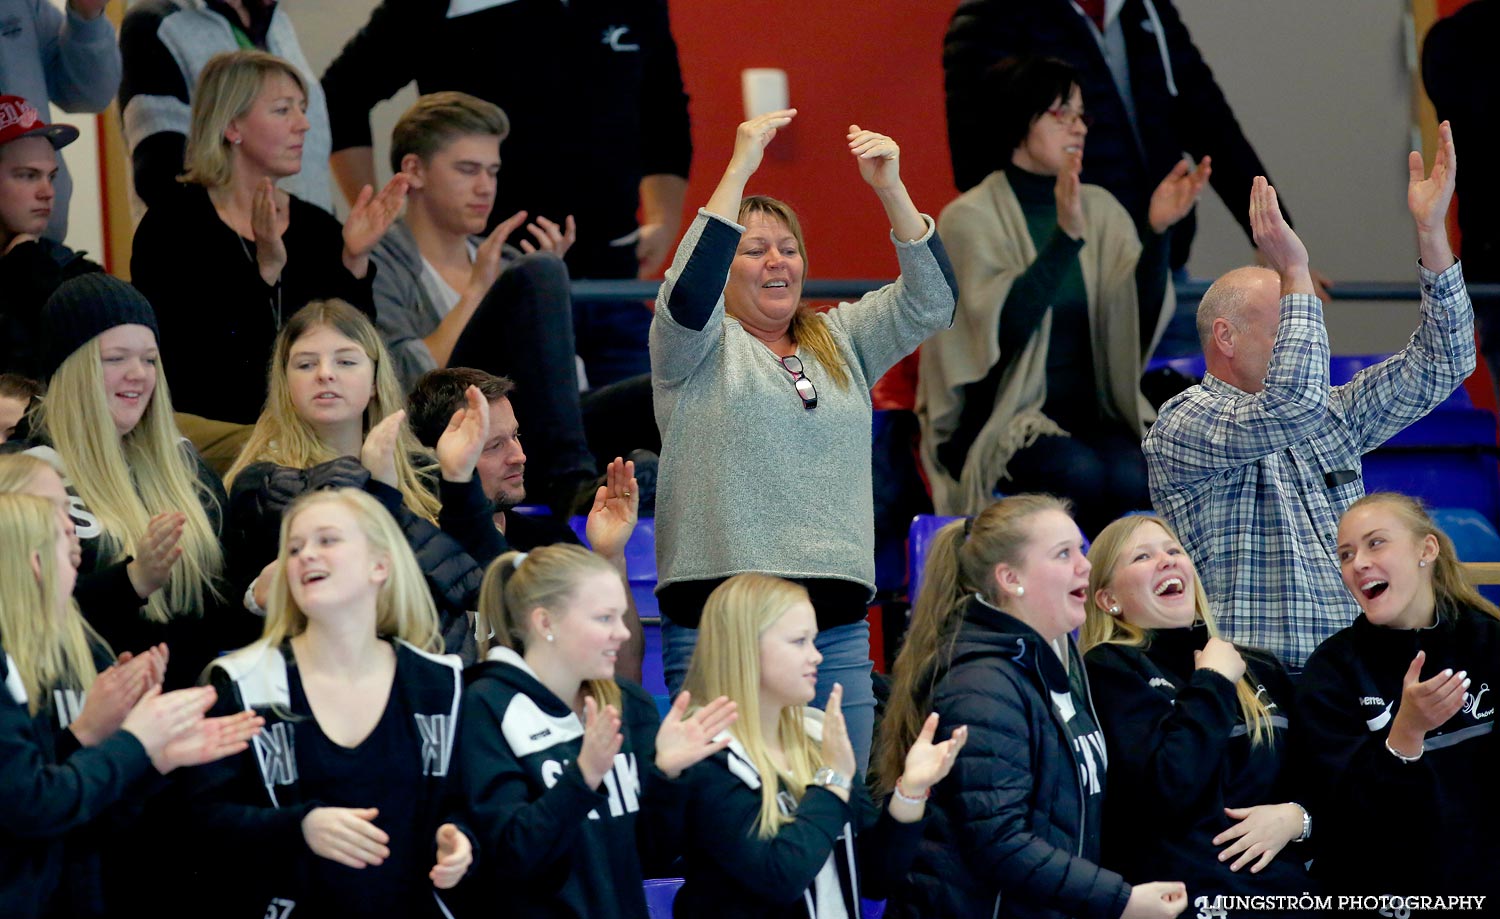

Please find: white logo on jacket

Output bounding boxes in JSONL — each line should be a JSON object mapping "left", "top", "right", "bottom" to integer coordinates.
{"left": 52, "top": 687, "right": 84, "bottom": 729}
{"left": 541, "top": 751, "right": 641, "bottom": 819}
{"left": 601, "top": 25, "right": 639, "bottom": 51}
{"left": 1362, "top": 697, "right": 1394, "bottom": 732}
{"left": 254, "top": 722, "right": 298, "bottom": 786}
{"left": 415, "top": 713, "right": 455, "bottom": 776}
{"left": 1463, "top": 683, "right": 1493, "bottom": 720}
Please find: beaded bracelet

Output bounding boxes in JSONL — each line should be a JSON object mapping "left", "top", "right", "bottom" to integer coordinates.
{"left": 893, "top": 779, "right": 930, "bottom": 805}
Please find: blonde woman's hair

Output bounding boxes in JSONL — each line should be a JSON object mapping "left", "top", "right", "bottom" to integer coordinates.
{"left": 0, "top": 453, "right": 53, "bottom": 494}
{"left": 684, "top": 574, "right": 823, "bottom": 839}
{"left": 0, "top": 494, "right": 99, "bottom": 715}
{"left": 477, "top": 545, "right": 622, "bottom": 711}
{"left": 34, "top": 339, "right": 225, "bottom": 625}
{"left": 260, "top": 489, "right": 441, "bottom": 652}
{"left": 226, "top": 300, "right": 441, "bottom": 521}
{"left": 182, "top": 50, "right": 307, "bottom": 189}
{"left": 874, "top": 494, "right": 1068, "bottom": 792}
{"left": 1342, "top": 492, "right": 1500, "bottom": 622}
{"left": 735, "top": 196, "right": 851, "bottom": 391}
{"left": 1080, "top": 514, "right": 1277, "bottom": 748}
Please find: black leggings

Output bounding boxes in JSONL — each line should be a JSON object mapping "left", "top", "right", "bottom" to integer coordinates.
{"left": 1001, "top": 425, "right": 1150, "bottom": 537}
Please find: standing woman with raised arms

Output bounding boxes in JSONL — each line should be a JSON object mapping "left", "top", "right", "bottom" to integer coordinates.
{"left": 650, "top": 108, "right": 957, "bottom": 769}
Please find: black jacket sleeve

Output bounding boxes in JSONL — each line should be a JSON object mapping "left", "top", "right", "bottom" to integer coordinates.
{"left": 320, "top": 0, "right": 436, "bottom": 152}
{"left": 662, "top": 214, "right": 738, "bottom": 331}
{"left": 934, "top": 666, "right": 1131, "bottom": 919}
{"left": 0, "top": 656, "right": 154, "bottom": 840}
{"left": 636, "top": 0, "right": 691, "bottom": 181}
{"left": 437, "top": 476, "right": 508, "bottom": 568}
{"left": 681, "top": 756, "right": 855, "bottom": 905}
{"left": 458, "top": 681, "right": 611, "bottom": 891}
{"left": 620, "top": 680, "right": 688, "bottom": 875}
{"left": 853, "top": 784, "right": 927, "bottom": 902}
{"left": 1084, "top": 645, "right": 1239, "bottom": 826}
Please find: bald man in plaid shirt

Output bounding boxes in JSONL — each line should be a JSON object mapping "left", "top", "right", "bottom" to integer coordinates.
{"left": 1145, "top": 123, "right": 1474, "bottom": 668}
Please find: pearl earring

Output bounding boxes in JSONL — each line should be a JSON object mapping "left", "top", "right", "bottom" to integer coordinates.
{"left": 1015, "top": 586, "right": 1025, "bottom": 597}
{"left": 1418, "top": 560, "right": 1427, "bottom": 568}
{"left": 545, "top": 633, "right": 555, "bottom": 642}
{"left": 1109, "top": 605, "right": 1120, "bottom": 615}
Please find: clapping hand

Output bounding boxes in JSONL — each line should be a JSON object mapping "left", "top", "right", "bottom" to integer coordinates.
{"left": 654, "top": 691, "right": 738, "bottom": 779}
{"left": 70, "top": 644, "right": 170, "bottom": 746}
{"left": 1148, "top": 156, "right": 1211, "bottom": 234}
{"left": 251, "top": 178, "right": 288, "bottom": 285}
{"left": 303, "top": 807, "right": 390, "bottom": 868}
{"left": 1248, "top": 176, "right": 1311, "bottom": 295}
{"left": 466, "top": 211, "right": 529, "bottom": 299}
{"left": 898, "top": 713, "right": 967, "bottom": 799}
{"left": 343, "top": 174, "right": 411, "bottom": 276}
{"left": 1388, "top": 650, "right": 1467, "bottom": 757}
{"left": 1055, "top": 151, "right": 1085, "bottom": 241}
{"left": 847, "top": 125, "right": 903, "bottom": 191}
{"left": 578, "top": 695, "right": 624, "bottom": 790}
{"left": 360, "top": 410, "right": 406, "bottom": 489}
{"left": 520, "top": 215, "right": 577, "bottom": 258}
{"left": 435, "top": 385, "right": 490, "bottom": 483}
{"left": 728, "top": 109, "right": 797, "bottom": 181}
{"left": 820, "top": 683, "right": 858, "bottom": 784}
{"left": 160, "top": 709, "right": 264, "bottom": 770}
{"left": 586, "top": 457, "right": 638, "bottom": 562}
{"left": 1409, "top": 120, "right": 1457, "bottom": 236}
{"left": 430, "top": 824, "right": 472, "bottom": 889}
{"left": 127, "top": 512, "right": 186, "bottom": 599}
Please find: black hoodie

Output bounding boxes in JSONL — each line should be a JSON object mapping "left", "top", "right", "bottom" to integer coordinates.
{"left": 1084, "top": 625, "right": 1311, "bottom": 917}
{"left": 887, "top": 596, "right": 1128, "bottom": 919}
{"left": 1295, "top": 602, "right": 1500, "bottom": 911}
{"left": 0, "top": 646, "right": 155, "bottom": 919}
{"left": 458, "top": 646, "right": 682, "bottom": 918}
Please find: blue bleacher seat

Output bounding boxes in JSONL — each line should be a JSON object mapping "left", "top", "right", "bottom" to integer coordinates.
{"left": 908, "top": 514, "right": 962, "bottom": 602}
{"left": 1432, "top": 507, "right": 1500, "bottom": 562}
{"left": 643, "top": 878, "right": 682, "bottom": 918}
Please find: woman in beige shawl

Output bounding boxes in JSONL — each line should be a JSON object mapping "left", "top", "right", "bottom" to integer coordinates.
{"left": 918, "top": 56, "right": 1207, "bottom": 533}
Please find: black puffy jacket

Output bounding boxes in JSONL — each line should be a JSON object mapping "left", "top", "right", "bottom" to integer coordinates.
{"left": 886, "top": 597, "right": 1129, "bottom": 919}
{"left": 226, "top": 456, "right": 507, "bottom": 662}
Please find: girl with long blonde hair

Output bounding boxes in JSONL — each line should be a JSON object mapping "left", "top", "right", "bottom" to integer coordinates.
{"left": 1080, "top": 514, "right": 1310, "bottom": 916}
{"left": 23, "top": 274, "right": 238, "bottom": 689}
{"left": 0, "top": 492, "right": 260, "bottom": 918}
{"left": 672, "top": 573, "right": 963, "bottom": 919}
{"left": 1296, "top": 492, "right": 1500, "bottom": 903}
{"left": 459, "top": 544, "right": 736, "bottom": 918}
{"left": 226, "top": 299, "right": 502, "bottom": 659}
{"left": 191, "top": 488, "right": 474, "bottom": 918}
{"left": 878, "top": 497, "right": 1187, "bottom": 919}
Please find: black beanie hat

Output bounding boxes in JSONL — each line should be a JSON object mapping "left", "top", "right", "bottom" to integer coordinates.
{"left": 39, "top": 274, "right": 161, "bottom": 380}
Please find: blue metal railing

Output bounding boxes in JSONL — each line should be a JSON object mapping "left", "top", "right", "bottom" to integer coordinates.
{"left": 573, "top": 278, "right": 1500, "bottom": 304}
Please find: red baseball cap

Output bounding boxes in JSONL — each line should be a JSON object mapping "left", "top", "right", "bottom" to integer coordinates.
{"left": 0, "top": 95, "right": 79, "bottom": 150}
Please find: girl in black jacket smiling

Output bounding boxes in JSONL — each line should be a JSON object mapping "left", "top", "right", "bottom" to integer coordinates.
{"left": 1080, "top": 514, "right": 1311, "bottom": 918}
{"left": 674, "top": 573, "right": 963, "bottom": 919}
{"left": 459, "top": 544, "right": 737, "bottom": 919}
{"left": 880, "top": 495, "right": 1186, "bottom": 919}
{"left": 1296, "top": 493, "right": 1500, "bottom": 912}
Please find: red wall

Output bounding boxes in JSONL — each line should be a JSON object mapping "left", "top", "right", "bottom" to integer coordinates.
{"left": 666, "top": 2, "right": 956, "bottom": 281}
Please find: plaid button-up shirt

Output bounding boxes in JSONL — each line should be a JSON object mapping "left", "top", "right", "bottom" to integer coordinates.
{"left": 1145, "top": 261, "right": 1474, "bottom": 667}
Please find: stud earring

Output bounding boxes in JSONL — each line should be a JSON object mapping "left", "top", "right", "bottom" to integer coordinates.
{"left": 1109, "top": 605, "right": 1121, "bottom": 615}
{"left": 1015, "top": 586, "right": 1025, "bottom": 597}
{"left": 1418, "top": 560, "right": 1428, "bottom": 568}
{"left": 545, "top": 633, "right": 555, "bottom": 642}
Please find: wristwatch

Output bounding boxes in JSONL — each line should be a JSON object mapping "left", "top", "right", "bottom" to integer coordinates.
{"left": 1291, "top": 802, "right": 1311, "bottom": 843}
{"left": 812, "top": 767, "right": 852, "bottom": 793}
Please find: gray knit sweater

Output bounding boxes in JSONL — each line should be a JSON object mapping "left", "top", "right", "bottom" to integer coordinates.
{"left": 650, "top": 209, "right": 956, "bottom": 595}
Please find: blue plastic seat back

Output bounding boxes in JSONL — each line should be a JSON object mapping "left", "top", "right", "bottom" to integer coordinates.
{"left": 643, "top": 878, "right": 683, "bottom": 919}
{"left": 1363, "top": 452, "right": 1500, "bottom": 528}
{"left": 908, "top": 514, "right": 964, "bottom": 602}
{"left": 568, "top": 515, "right": 658, "bottom": 583}
{"left": 1430, "top": 507, "right": 1500, "bottom": 562}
